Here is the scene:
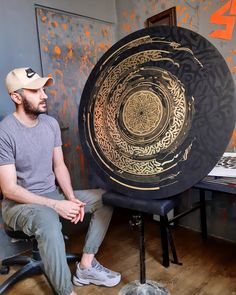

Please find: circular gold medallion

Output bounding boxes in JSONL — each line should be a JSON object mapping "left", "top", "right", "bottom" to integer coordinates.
{"left": 79, "top": 26, "right": 236, "bottom": 199}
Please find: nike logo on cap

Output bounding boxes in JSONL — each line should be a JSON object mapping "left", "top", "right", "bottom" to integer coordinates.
{"left": 25, "top": 68, "right": 36, "bottom": 78}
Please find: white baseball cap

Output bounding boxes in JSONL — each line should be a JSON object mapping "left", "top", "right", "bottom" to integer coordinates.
{"left": 5, "top": 67, "right": 54, "bottom": 93}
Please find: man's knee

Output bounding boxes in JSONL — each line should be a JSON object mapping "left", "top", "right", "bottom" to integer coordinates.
{"left": 30, "top": 206, "right": 62, "bottom": 238}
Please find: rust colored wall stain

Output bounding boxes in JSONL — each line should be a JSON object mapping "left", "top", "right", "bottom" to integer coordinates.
{"left": 54, "top": 68, "right": 64, "bottom": 78}
{"left": 176, "top": 5, "right": 189, "bottom": 27}
{"left": 227, "top": 130, "right": 236, "bottom": 151}
{"left": 85, "top": 30, "right": 91, "bottom": 37}
{"left": 62, "top": 23, "right": 68, "bottom": 31}
{"left": 52, "top": 20, "right": 59, "bottom": 28}
{"left": 130, "top": 11, "right": 136, "bottom": 21}
{"left": 122, "top": 22, "right": 132, "bottom": 33}
{"left": 41, "top": 15, "right": 47, "bottom": 23}
{"left": 101, "top": 28, "right": 107, "bottom": 38}
{"left": 225, "top": 52, "right": 236, "bottom": 73}
{"left": 53, "top": 45, "right": 61, "bottom": 55}
{"left": 182, "top": 12, "right": 190, "bottom": 24}
{"left": 62, "top": 99, "right": 67, "bottom": 117}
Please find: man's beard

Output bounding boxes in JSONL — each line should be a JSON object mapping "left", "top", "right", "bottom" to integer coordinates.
{"left": 22, "top": 96, "right": 47, "bottom": 118}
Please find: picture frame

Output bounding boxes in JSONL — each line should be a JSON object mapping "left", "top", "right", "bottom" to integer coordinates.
{"left": 145, "top": 6, "right": 177, "bottom": 27}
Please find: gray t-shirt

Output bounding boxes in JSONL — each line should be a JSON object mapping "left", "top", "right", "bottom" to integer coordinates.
{"left": 0, "top": 113, "right": 62, "bottom": 194}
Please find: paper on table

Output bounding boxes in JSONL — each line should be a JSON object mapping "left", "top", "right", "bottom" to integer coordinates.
{"left": 208, "top": 153, "right": 236, "bottom": 177}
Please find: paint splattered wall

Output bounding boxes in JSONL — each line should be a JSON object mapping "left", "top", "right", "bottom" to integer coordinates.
{"left": 116, "top": 0, "right": 236, "bottom": 85}
{"left": 36, "top": 6, "right": 115, "bottom": 189}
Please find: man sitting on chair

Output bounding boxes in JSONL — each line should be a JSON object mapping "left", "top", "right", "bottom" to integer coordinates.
{"left": 0, "top": 67, "right": 121, "bottom": 295}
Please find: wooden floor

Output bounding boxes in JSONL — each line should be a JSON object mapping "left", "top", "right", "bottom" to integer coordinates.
{"left": 1, "top": 208, "right": 236, "bottom": 295}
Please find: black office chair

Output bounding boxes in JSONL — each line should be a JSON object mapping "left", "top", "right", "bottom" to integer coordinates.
{"left": 0, "top": 224, "right": 81, "bottom": 294}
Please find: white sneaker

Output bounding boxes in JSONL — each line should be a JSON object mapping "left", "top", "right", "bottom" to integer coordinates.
{"left": 73, "top": 258, "right": 121, "bottom": 287}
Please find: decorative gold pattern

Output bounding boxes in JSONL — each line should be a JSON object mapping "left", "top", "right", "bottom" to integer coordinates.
{"left": 123, "top": 90, "right": 162, "bottom": 136}
{"left": 87, "top": 33, "right": 197, "bottom": 187}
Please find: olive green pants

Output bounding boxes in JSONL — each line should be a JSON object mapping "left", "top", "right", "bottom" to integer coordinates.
{"left": 2, "top": 188, "right": 113, "bottom": 295}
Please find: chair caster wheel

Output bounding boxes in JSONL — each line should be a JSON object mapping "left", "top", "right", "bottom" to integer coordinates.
{"left": 0, "top": 265, "right": 10, "bottom": 274}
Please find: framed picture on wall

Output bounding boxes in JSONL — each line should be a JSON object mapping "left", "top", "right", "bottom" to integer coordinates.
{"left": 145, "top": 6, "right": 177, "bottom": 27}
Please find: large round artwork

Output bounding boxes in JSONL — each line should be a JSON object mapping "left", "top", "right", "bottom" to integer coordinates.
{"left": 79, "top": 26, "right": 236, "bottom": 199}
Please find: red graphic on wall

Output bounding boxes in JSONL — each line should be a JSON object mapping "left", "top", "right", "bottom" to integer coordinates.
{"left": 209, "top": 0, "right": 236, "bottom": 40}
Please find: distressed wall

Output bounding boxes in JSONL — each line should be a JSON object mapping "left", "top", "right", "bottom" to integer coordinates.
{"left": 116, "top": 0, "right": 236, "bottom": 84}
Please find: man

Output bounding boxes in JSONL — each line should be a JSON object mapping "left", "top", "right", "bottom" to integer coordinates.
{"left": 0, "top": 67, "right": 121, "bottom": 295}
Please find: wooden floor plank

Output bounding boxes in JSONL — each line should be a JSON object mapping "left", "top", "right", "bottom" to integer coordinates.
{"left": 1, "top": 209, "right": 236, "bottom": 294}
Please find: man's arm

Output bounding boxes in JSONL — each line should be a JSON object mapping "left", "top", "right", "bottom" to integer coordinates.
{"left": 0, "top": 164, "right": 82, "bottom": 222}
{"left": 52, "top": 146, "right": 76, "bottom": 200}
{"left": 53, "top": 146, "right": 85, "bottom": 222}
{"left": 0, "top": 164, "right": 57, "bottom": 206}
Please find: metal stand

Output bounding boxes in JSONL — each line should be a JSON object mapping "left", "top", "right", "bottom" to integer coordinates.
{"left": 119, "top": 213, "right": 170, "bottom": 295}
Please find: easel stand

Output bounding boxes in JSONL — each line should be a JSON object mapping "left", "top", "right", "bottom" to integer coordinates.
{"left": 118, "top": 214, "right": 170, "bottom": 295}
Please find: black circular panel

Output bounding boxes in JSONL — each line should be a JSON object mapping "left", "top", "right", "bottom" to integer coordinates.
{"left": 79, "top": 26, "right": 236, "bottom": 199}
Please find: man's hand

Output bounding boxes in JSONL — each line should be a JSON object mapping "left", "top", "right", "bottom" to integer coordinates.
{"left": 71, "top": 198, "right": 86, "bottom": 224}
{"left": 53, "top": 199, "right": 86, "bottom": 223}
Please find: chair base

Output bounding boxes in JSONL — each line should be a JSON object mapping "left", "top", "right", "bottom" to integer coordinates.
{"left": 0, "top": 253, "right": 81, "bottom": 294}
{"left": 0, "top": 257, "right": 44, "bottom": 294}
{"left": 118, "top": 280, "right": 170, "bottom": 295}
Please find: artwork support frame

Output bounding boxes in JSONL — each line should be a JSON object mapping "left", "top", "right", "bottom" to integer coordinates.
{"left": 145, "top": 6, "right": 177, "bottom": 27}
